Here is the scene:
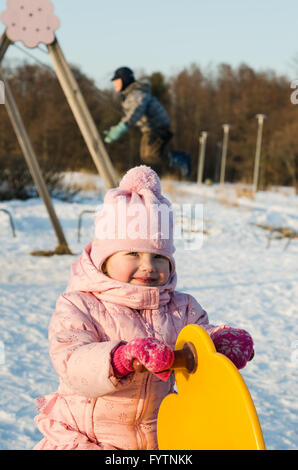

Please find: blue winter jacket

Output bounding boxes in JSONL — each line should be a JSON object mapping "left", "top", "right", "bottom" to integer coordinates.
{"left": 121, "top": 81, "right": 170, "bottom": 133}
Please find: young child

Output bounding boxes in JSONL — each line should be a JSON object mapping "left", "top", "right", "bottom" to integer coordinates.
{"left": 34, "top": 165, "right": 254, "bottom": 450}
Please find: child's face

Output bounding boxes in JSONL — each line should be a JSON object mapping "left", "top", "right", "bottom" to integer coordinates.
{"left": 102, "top": 251, "right": 171, "bottom": 286}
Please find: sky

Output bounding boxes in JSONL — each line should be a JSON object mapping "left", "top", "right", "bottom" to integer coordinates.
{"left": 0, "top": 0, "right": 298, "bottom": 89}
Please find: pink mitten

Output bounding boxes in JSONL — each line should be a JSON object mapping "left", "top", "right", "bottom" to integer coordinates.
{"left": 210, "top": 326, "right": 254, "bottom": 370}
{"left": 111, "top": 337, "right": 174, "bottom": 381}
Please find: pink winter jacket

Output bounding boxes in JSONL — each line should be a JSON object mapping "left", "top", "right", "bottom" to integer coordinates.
{"left": 34, "top": 243, "right": 215, "bottom": 450}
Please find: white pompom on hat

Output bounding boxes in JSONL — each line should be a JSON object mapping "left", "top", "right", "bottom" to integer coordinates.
{"left": 90, "top": 165, "right": 175, "bottom": 273}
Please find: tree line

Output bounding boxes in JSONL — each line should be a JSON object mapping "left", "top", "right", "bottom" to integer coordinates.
{"left": 0, "top": 60, "right": 297, "bottom": 199}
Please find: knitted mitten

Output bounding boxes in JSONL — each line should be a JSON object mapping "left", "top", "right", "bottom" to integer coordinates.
{"left": 210, "top": 326, "right": 254, "bottom": 369}
{"left": 111, "top": 337, "right": 174, "bottom": 381}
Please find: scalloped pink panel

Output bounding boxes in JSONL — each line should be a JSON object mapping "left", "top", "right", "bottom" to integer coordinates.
{"left": 0, "top": 0, "right": 60, "bottom": 48}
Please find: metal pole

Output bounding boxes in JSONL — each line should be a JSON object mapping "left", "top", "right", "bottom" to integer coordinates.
{"left": 214, "top": 141, "right": 222, "bottom": 183}
{"left": 253, "top": 114, "right": 266, "bottom": 192}
{"left": 0, "top": 68, "right": 71, "bottom": 253}
{"left": 47, "top": 37, "right": 118, "bottom": 189}
{"left": 197, "top": 131, "right": 208, "bottom": 184}
{"left": 0, "top": 32, "right": 11, "bottom": 63}
{"left": 219, "top": 124, "right": 230, "bottom": 185}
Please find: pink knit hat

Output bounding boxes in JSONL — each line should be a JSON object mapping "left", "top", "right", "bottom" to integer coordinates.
{"left": 90, "top": 166, "right": 176, "bottom": 272}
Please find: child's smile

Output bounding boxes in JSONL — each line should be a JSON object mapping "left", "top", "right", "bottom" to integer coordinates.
{"left": 102, "top": 251, "right": 171, "bottom": 286}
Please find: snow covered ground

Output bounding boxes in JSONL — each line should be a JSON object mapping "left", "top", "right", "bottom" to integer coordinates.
{"left": 0, "top": 174, "right": 297, "bottom": 450}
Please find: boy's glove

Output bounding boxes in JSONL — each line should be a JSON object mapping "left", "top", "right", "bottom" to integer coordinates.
{"left": 111, "top": 337, "right": 174, "bottom": 381}
{"left": 210, "top": 326, "right": 254, "bottom": 370}
{"left": 104, "top": 121, "right": 128, "bottom": 143}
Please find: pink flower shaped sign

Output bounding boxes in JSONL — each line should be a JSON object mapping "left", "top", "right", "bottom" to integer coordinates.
{"left": 0, "top": 0, "right": 60, "bottom": 48}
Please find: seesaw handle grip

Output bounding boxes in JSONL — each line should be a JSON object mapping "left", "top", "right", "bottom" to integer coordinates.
{"left": 133, "top": 342, "right": 197, "bottom": 374}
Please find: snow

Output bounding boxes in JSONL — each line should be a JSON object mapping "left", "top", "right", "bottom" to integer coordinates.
{"left": 0, "top": 174, "right": 297, "bottom": 450}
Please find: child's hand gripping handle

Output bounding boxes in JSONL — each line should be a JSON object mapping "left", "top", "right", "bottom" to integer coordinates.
{"left": 133, "top": 342, "right": 197, "bottom": 374}
{"left": 111, "top": 338, "right": 197, "bottom": 382}
{"left": 210, "top": 326, "right": 254, "bottom": 369}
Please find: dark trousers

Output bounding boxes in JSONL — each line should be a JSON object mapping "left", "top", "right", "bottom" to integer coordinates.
{"left": 140, "top": 127, "right": 173, "bottom": 173}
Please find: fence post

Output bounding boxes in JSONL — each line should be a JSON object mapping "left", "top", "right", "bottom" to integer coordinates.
{"left": 219, "top": 124, "right": 230, "bottom": 185}
{"left": 197, "top": 131, "right": 208, "bottom": 184}
{"left": 253, "top": 114, "right": 266, "bottom": 192}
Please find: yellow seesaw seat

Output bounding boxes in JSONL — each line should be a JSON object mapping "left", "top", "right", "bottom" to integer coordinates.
{"left": 157, "top": 324, "right": 266, "bottom": 450}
